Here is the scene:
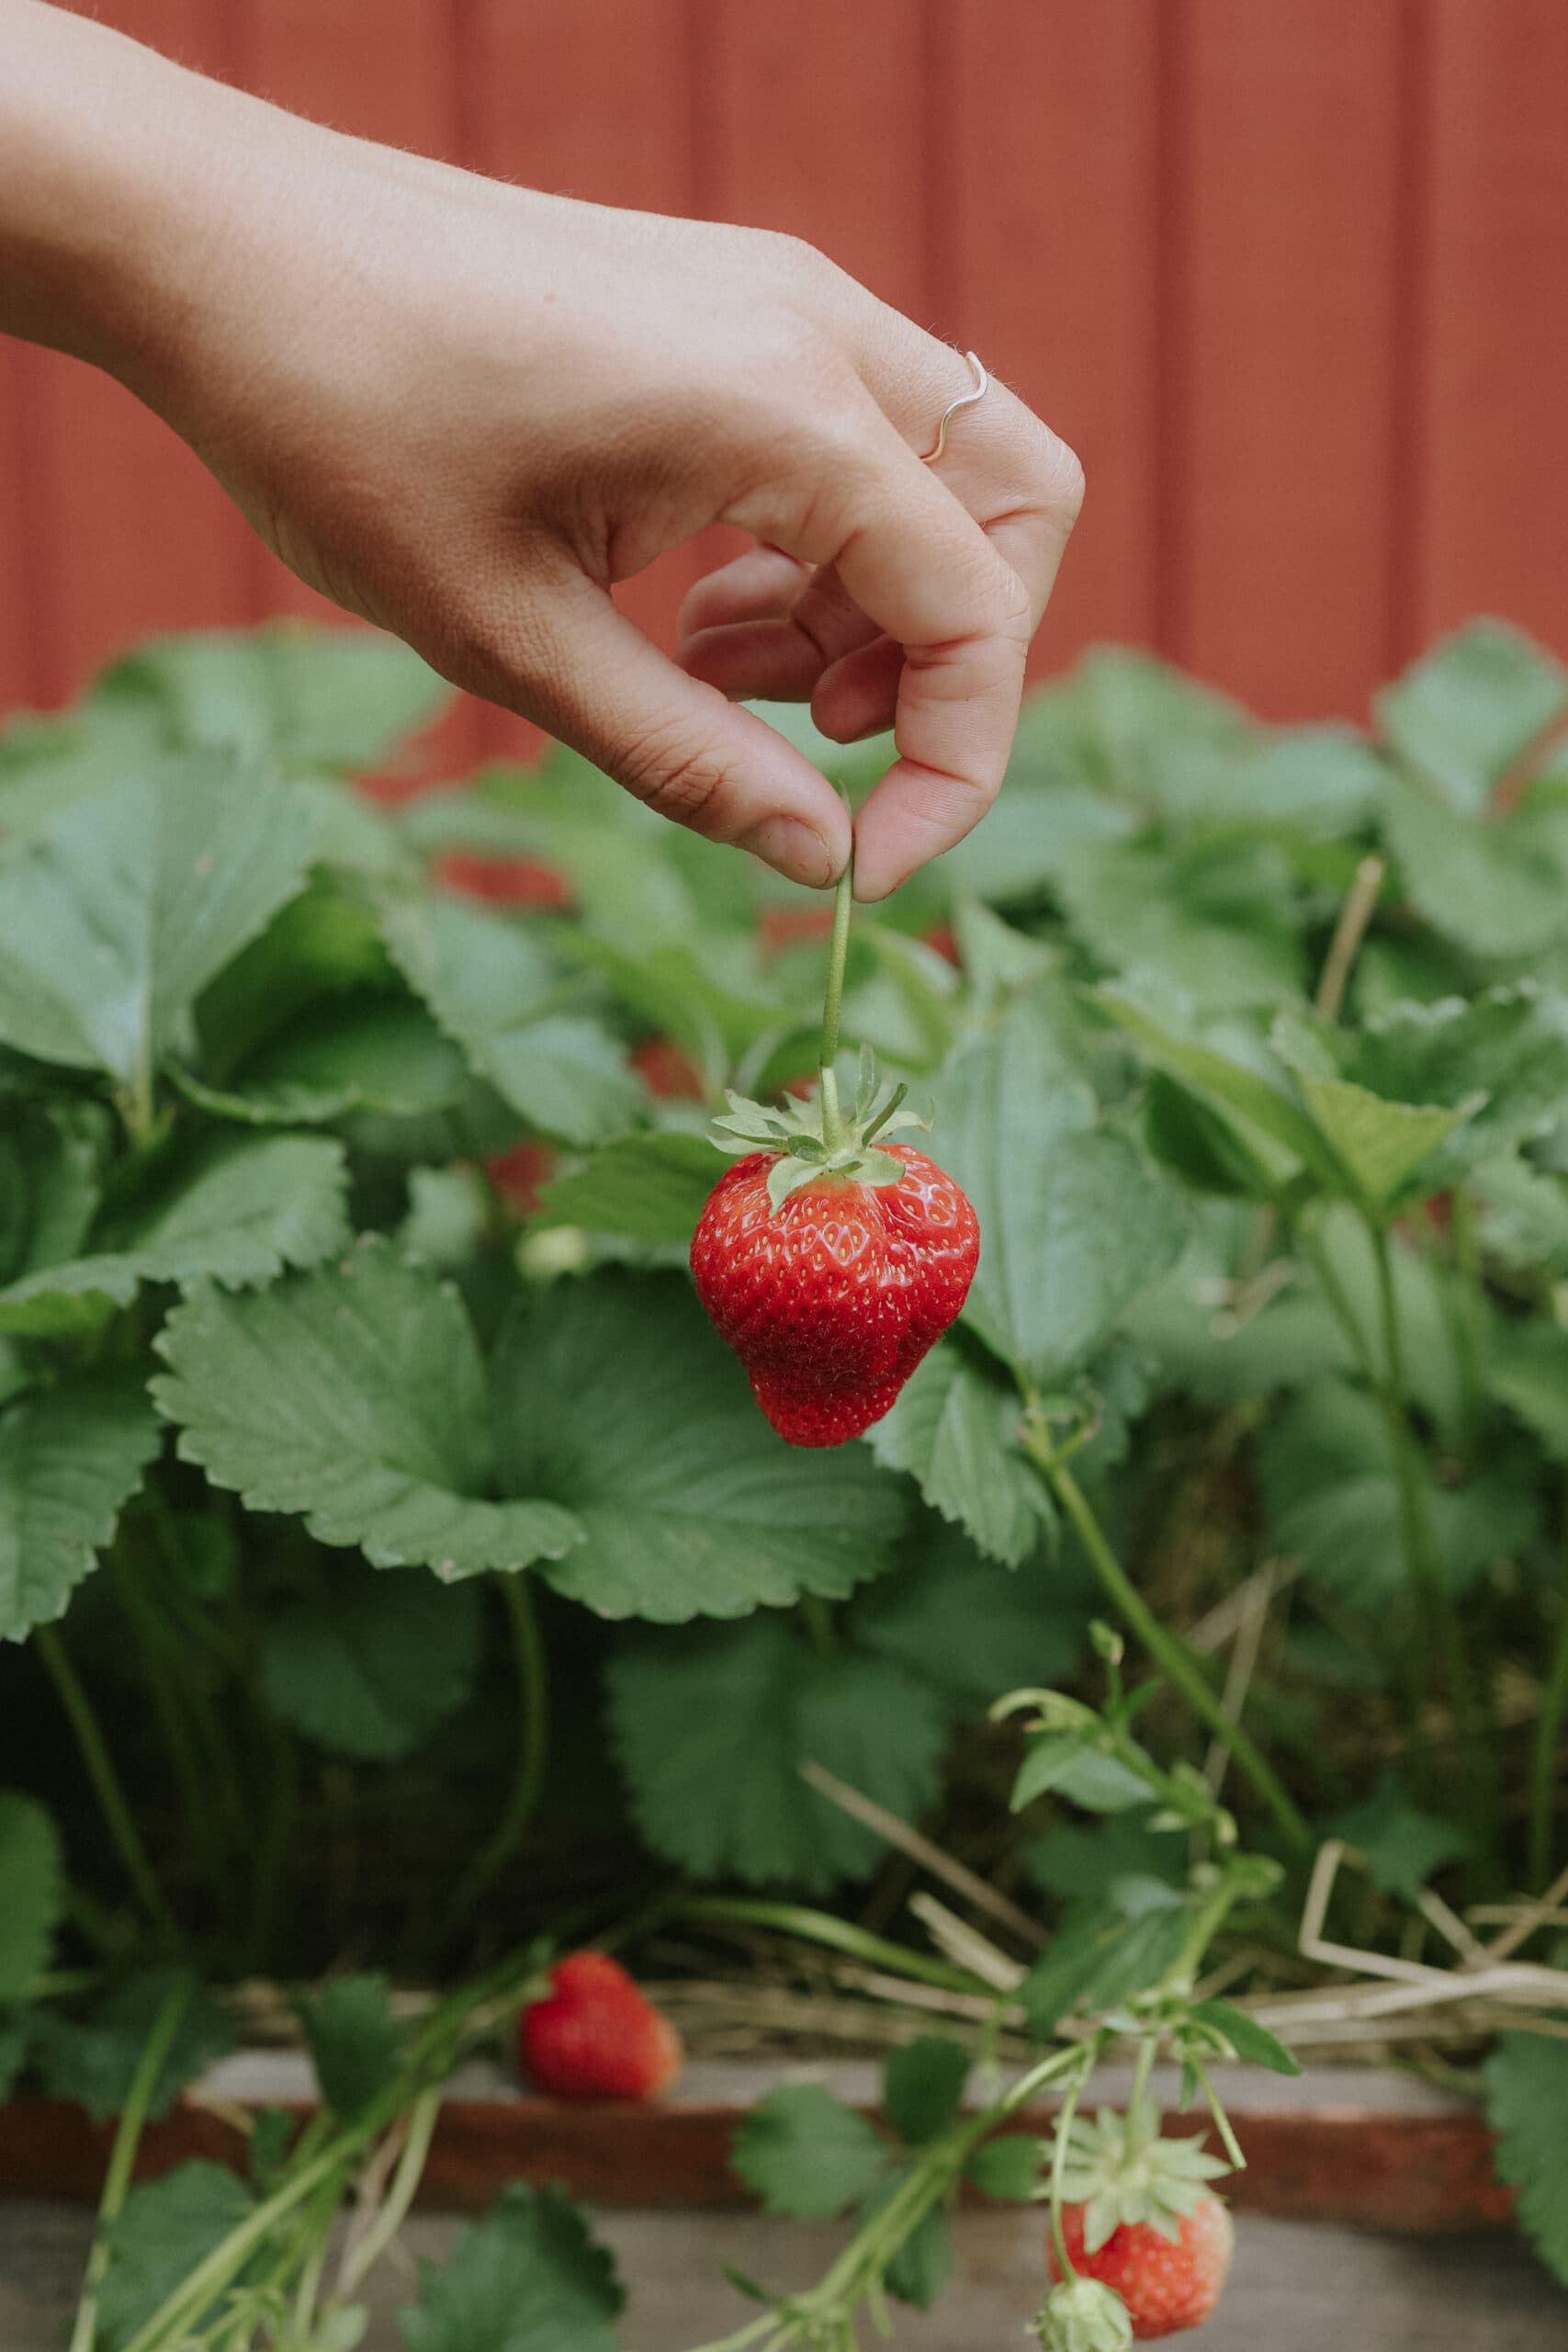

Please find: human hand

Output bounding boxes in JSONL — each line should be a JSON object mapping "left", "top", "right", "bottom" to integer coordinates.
{"left": 3, "top": 5, "right": 1082, "bottom": 897}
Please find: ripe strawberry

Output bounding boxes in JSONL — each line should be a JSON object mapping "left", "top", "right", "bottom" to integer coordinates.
{"left": 1042, "top": 2105, "right": 1234, "bottom": 2343}
{"left": 692, "top": 1132, "right": 978, "bottom": 1447}
{"left": 434, "top": 849, "right": 570, "bottom": 910}
{"left": 487, "top": 1139, "right": 555, "bottom": 1215}
{"left": 519, "top": 1951, "right": 682, "bottom": 2103}
{"left": 631, "top": 1035, "right": 705, "bottom": 1102}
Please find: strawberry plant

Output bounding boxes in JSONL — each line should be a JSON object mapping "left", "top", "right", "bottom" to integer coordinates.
{"left": 0, "top": 616, "right": 1567, "bottom": 2339}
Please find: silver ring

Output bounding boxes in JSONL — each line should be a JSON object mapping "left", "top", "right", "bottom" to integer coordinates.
{"left": 919, "top": 351, "right": 988, "bottom": 464}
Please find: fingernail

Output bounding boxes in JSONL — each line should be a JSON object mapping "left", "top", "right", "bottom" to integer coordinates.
{"left": 736, "top": 817, "right": 837, "bottom": 888}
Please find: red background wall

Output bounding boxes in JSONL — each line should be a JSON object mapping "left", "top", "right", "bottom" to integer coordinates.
{"left": 4, "top": 0, "right": 1566, "bottom": 764}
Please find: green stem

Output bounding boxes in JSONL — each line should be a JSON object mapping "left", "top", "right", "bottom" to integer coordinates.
{"left": 817, "top": 798, "right": 856, "bottom": 1151}
{"left": 111, "top": 1553, "right": 241, "bottom": 1923}
{"left": 797, "top": 1593, "right": 837, "bottom": 1657}
{"left": 1022, "top": 1440, "right": 1313, "bottom": 1857}
{"left": 1046, "top": 2052, "right": 1095, "bottom": 2285}
{"left": 35, "top": 1625, "right": 180, "bottom": 1942}
{"left": 674, "top": 1895, "right": 987, "bottom": 1993}
{"left": 69, "top": 1978, "right": 191, "bottom": 2352}
{"left": 336, "top": 2083, "right": 443, "bottom": 2295}
{"left": 1530, "top": 1544, "right": 1568, "bottom": 1893}
{"left": 449, "top": 1575, "right": 548, "bottom": 1922}
{"left": 1445, "top": 1184, "right": 1488, "bottom": 1458}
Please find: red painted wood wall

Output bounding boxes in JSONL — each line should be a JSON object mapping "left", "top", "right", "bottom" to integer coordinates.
{"left": 4, "top": 0, "right": 1566, "bottom": 760}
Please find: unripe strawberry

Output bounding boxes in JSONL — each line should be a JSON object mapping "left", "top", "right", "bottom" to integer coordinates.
{"left": 1044, "top": 2105, "right": 1234, "bottom": 2342}
{"left": 1048, "top": 2196, "right": 1233, "bottom": 2339}
{"left": 519, "top": 1951, "right": 682, "bottom": 2103}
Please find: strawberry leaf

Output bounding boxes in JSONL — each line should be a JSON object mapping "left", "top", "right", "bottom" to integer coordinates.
{"left": 1374, "top": 620, "right": 1568, "bottom": 816}
{"left": 865, "top": 1340, "right": 1052, "bottom": 1566}
{"left": 0, "top": 1794, "right": 63, "bottom": 2000}
{"left": 398, "top": 2182, "right": 625, "bottom": 2352}
{"left": 531, "top": 1132, "right": 717, "bottom": 1247}
{"left": 1188, "top": 1999, "right": 1302, "bottom": 2076}
{"left": 1484, "top": 2033, "right": 1568, "bottom": 2289}
{"left": 729, "top": 2084, "right": 890, "bottom": 2218}
{"left": 175, "top": 996, "right": 467, "bottom": 1126}
{"left": 965, "top": 2134, "right": 1046, "bottom": 2201}
{"left": 96, "top": 2161, "right": 257, "bottom": 2352}
{"left": 152, "top": 1239, "right": 582, "bottom": 1580}
{"left": 850, "top": 1520, "right": 1086, "bottom": 1709}
{"left": 883, "top": 2036, "right": 969, "bottom": 2145}
{"left": 0, "top": 1383, "right": 162, "bottom": 1641}
{"left": 31, "top": 1966, "right": 232, "bottom": 2123}
{"left": 496, "top": 1275, "right": 904, "bottom": 1621}
{"left": 261, "top": 1556, "right": 483, "bottom": 1760}
{"left": 607, "top": 1615, "right": 948, "bottom": 1890}
{"left": 298, "top": 1973, "right": 403, "bottom": 2121}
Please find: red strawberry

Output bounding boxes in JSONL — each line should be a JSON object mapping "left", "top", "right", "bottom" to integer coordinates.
{"left": 519, "top": 1951, "right": 682, "bottom": 2103}
{"left": 631, "top": 1036, "right": 705, "bottom": 1102}
{"left": 1042, "top": 2106, "right": 1234, "bottom": 2343}
{"left": 1047, "top": 2196, "right": 1232, "bottom": 2339}
{"left": 487, "top": 1140, "right": 555, "bottom": 1215}
{"left": 691, "top": 1140, "right": 978, "bottom": 1447}
{"left": 757, "top": 903, "right": 836, "bottom": 958}
{"left": 434, "top": 849, "right": 570, "bottom": 910}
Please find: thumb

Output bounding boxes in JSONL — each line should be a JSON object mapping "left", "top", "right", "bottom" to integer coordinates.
{"left": 511, "top": 569, "right": 851, "bottom": 888}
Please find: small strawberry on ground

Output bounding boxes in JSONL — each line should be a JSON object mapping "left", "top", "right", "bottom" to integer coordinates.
{"left": 1042, "top": 2104, "right": 1234, "bottom": 2342}
{"left": 518, "top": 1951, "right": 683, "bottom": 2103}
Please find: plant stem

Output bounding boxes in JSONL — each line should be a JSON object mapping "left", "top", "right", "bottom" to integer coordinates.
{"left": 69, "top": 1977, "right": 191, "bottom": 2352}
{"left": 1530, "top": 1544, "right": 1568, "bottom": 1893}
{"left": 817, "top": 799, "right": 856, "bottom": 1150}
{"left": 1021, "top": 1436, "right": 1313, "bottom": 1857}
{"left": 1046, "top": 2052, "right": 1095, "bottom": 2284}
{"left": 35, "top": 1625, "right": 180, "bottom": 1942}
{"left": 111, "top": 1551, "right": 242, "bottom": 1924}
{"left": 449, "top": 1574, "right": 548, "bottom": 1923}
{"left": 674, "top": 1894, "right": 989, "bottom": 1993}
{"left": 336, "top": 2084, "right": 443, "bottom": 2295}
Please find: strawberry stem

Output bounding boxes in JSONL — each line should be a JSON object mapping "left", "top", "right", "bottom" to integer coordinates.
{"left": 817, "top": 797, "right": 856, "bottom": 1150}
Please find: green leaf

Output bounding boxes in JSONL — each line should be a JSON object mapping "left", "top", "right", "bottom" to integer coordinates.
{"left": 1189, "top": 1999, "right": 1302, "bottom": 2076}
{"left": 31, "top": 1966, "right": 233, "bottom": 2123}
{"left": 1025, "top": 1814, "right": 1187, "bottom": 1907}
{"left": 1488, "top": 1318, "right": 1568, "bottom": 1462}
{"left": 850, "top": 1521, "right": 1084, "bottom": 1709}
{"left": 153, "top": 1239, "right": 582, "bottom": 1580}
{"left": 881, "top": 2191, "right": 953, "bottom": 2310}
{"left": 399, "top": 2182, "right": 626, "bottom": 2352}
{"left": 1094, "top": 989, "right": 1340, "bottom": 1191}
{"left": 965, "top": 2133, "right": 1045, "bottom": 2200}
{"left": 0, "top": 2010, "right": 30, "bottom": 2099}
{"left": 1292, "top": 1074, "right": 1461, "bottom": 1205}
{"left": 0, "top": 753, "right": 315, "bottom": 1096}
{"left": 1375, "top": 621, "right": 1568, "bottom": 815}
{"left": 496, "top": 1275, "right": 904, "bottom": 1621}
{"left": 1021, "top": 1905, "right": 1190, "bottom": 2040}
{"left": 607, "top": 1616, "right": 949, "bottom": 1891}
{"left": 883, "top": 2037, "right": 969, "bottom": 2145}
{"left": 1484, "top": 2035, "right": 1568, "bottom": 2289}
{"left": 1382, "top": 773, "right": 1568, "bottom": 958}
{"left": 177, "top": 996, "right": 468, "bottom": 1125}
{"left": 262, "top": 1557, "right": 483, "bottom": 1760}
{"left": 865, "top": 1340, "right": 1051, "bottom": 1566}
{"left": 531, "top": 1131, "right": 719, "bottom": 1247}
{"left": 96, "top": 2161, "right": 256, "bottom": 2352}
{"left": 0, "top": 1100, "right": 105, "bottom": 1286}
{"left": 378, "top": 888, "right": 642, "bottom": 1144}
{"left": 299, "top": 1973, "right": 403, "bottom": 2121}
{"left": 0, "top": 1794, "right": 63, "bottom": 1999}
{"left": 0, "top": 1132, "right": 351, "bottom": 1337}
{"left": 1350, "top": 987, "right": 1568, "bottom": 1186}
{"left": 1330, "top": 1775, "right": 1471, "bottom": 1901}
{"left": 0, "top": 1384, "right": 162, "bottom": 1641}
{"left": 729, "top": 2084, "right": 890, "bottom": 2218}
{"left": 1055, "top": 836, "right": 1304, "bottom": 1012}
{"left": 935, "top": 998, "right": 1187, "bottom": 1384}
{"left": 102, "top": 622, "right": 453, "bottom": 775}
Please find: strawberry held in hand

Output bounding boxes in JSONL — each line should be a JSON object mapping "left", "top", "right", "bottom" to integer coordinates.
{"left": 691, "top": 1053, "right": 978, "bottom": 1447}
{"left": 519, "top": 1951, "right": 682, "bottom": 2103}
{"left": 1039, "top": 2105, "right": 1234, "bottom": 2343}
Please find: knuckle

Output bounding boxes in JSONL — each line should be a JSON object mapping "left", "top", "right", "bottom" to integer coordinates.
{"left": 615, "top": 714, "right": 726, "bottom": 828}
{"left": 1039, "top": 425, "right": 1087, "bottom": 523}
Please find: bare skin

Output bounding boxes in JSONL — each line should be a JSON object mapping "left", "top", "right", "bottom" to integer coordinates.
{"left": 0, "top": 0, "right": 1082, "bottom": 898}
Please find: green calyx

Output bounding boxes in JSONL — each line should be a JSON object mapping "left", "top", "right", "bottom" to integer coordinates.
{"left": 707, "top": 1045, "right": 931, "bottom": 1215}
{"left": 1033, "top": 2278, "right": 1134, "bottom": 2352}
{"left": 1053, "top": 2099, "right": 1230, "bottom": 2255}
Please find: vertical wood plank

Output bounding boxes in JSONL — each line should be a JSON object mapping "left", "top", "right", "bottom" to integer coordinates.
{"left": 18, "top": 0, "right": 252, "bottom": 707}
{"left": 946, "top": 0, "right": 1161, "bottom": 673}
{"left": 1414, "top": 0, "right": 1568, "bottom": 658}
{"left": 1170, "top": 0, "right": 1405, "bottom": 719}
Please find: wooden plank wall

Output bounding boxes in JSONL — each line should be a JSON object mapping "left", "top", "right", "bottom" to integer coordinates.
{"left": 3, "top": 0, "right": 1565, "bottom": 755}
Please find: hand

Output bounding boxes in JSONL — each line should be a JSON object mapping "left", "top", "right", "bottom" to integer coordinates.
{"left": 2, "top": 5, "right": 1083, "bottom": 897}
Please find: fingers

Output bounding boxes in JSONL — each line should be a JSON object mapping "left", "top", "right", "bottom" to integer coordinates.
{"left": 682, "top": 557, "right": 881, "bottom": 704}
{"left": 494, "top": 564, "right": 852, "bottom": 887}
{"left": 678, "top": 545, "right": 807, "bottom": 639}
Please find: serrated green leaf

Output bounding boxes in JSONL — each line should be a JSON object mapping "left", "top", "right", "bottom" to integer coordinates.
{"left": 865, "top": 1340, "right": 1051, "bottom": 1566}
{"left": 1330, "top": 1775, "right": 1471, "bottom": 1901}
{"left": 965, "top": 2133, "right": 1045, "bottom": 2200}
{"left": 177, "top": 996, "right": 467, "bottom": 1125}
{"left": 532, "top": 1132, "right": 718, "bottom": 1245}
{"left": 1484, "top": 2034, "right": 1568, "bottom": 2289}
{"left": 496, "top": 1275, "right": 903, "bottom": 1621}
{"left": 378, "top": 889, "right": 642, "bottom": 1144}
{"left": 96, "top": 2160, "right": 257, "bottom": 2352}
{"left": 1056, "top": 836, "right": 1305, "bottom": 1011}
{"left": 729, "top": 2084, "right": 890, "bottom": 2218}
{"left": 1188, "top": 1999, "right": 1301, "bottom": 2075}
{"left": 850, "top": 1520, "right": 1084, "bottom": 1709}
{"left": 0, "top": 753, "right": 314, "bottom": 1097}
{"left": 1094, "top": 989, "right": 1340, "bottom": 1190}
{"left": 607, "top": 1616, "right": 949, "bottom": 1890}
{"left": 195, "top": 879, "right": 395, "bottom": 1079}
{"left": 882, "top": 2036, "right": 970, "bottom": 2144}
{"left": 0, "top": 1794, "right": 63, "bottom": 2000}
{"left": 1293, "top": 1074, "right": 1461, "bottom": 1204}
{"left": 0, "top": 1132, "right": 351, "bottom": 1336}
{"left": 299, "top": 1973, "right": 403, "bottom": 2120}
{"left": 1376, "top": 621, "right": 1568, "bottom": 815}
{"left": 1382, "top": 773, "right": 1568, "bottom": 958}
{"left": 0, "top": 1383, "right": 161, "bottom": 1641}
{"left": 262, "top": 1558, "right": 483, "bottom": 1760}
{"left": 1351, "top": 987, "right": 1568, "bottom": 1186}
{"left": 398, "top": 2182, "right": 626, "bottom": 2352}
{"left": 153, "top": 1240, "right": 582, "bottom": 1580}
{"left": 935, "top": 995, "right": 1187, "bottom": 1384}
{"left": 31, "top": 1966, "right": 233, "bottom": 2123}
